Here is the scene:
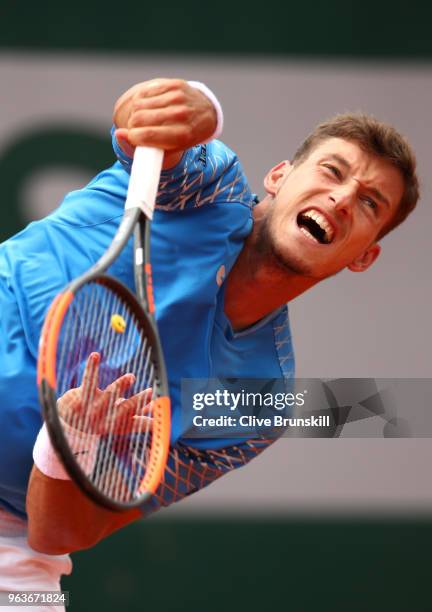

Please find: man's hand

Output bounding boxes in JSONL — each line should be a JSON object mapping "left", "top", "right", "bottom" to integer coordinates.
{"left": 27, "top": 352, "right": 155, "bottom": 555}
{"left": 113, "top": 78, "right": 218, "bottom": 168}
{"left": 59, "top": 352, "right": 152, "bottom": 435}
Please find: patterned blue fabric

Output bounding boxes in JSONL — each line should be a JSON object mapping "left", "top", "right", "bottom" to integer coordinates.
{"left": 0, "top": 136, "right": 295, "bottom": 518}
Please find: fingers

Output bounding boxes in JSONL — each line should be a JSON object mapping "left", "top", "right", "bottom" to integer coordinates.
{"left": 126, "top": 125, "right": 195, "bottom": 151}
{"left": 113, "top": 388, "right": 152, "bottom": 413}
{"left": 105, "top": 373, "right": 136, "bottom": 396}
{"left": 127, "top": 88, "right": 192, "bottom": 121}
{"left": 80, "top": 373, "right": 134, "bottom": 433}
{"left": 139, "top": 78, "right": 186, "bottom": 98}
{"left": 128, "top": 105, "right": 193, "bottom": 131}
{"left": 113, "top": 77, "right": 217, "bottom": 151}
{"left": 113, "top": 79, "right": 186, "bottom": 128}
{"left": 115, "top": 129, "right": 135, "bottom": 157}
{"left": 110, "top": 388, "right": 154, "bottom": 435}
{"left": 132, "top": 388, "right": 154, "bottom": 414}
{"left": 80, "top": 352, "right": 100, "bottom": 406}
{"left": 63, "top": 361, "right": 154, "bottom": 435}
{"left": 125, "top": 387, "right": 153, "bottom": 407}
{"left": 131, "top": 415, "right": 153, "bottom": 433}
{"left": 110, "top": 405, "right": 153, "bottom": 435}
{"left": 114, "top": 78, "right": 179, "bottom": 106}
{"left": 115, "top": 100, "right": 192, "bottom": 152}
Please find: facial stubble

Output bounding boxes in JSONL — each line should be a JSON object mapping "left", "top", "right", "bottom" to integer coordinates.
{"left": 255, "top": 204, "right": 317, "bottom": 278}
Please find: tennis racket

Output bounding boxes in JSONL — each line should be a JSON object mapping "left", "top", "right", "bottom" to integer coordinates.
{"left": 37, "top": 146, "right": 170, "bottom": 511}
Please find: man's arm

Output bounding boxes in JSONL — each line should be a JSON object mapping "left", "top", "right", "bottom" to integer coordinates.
{"left": 26, "top": 79, "right": 221, "bottom": 555}
{"left": 27, "top": 431, "right": 278, "bottom": 555}
{"left": 27, "top": 465, "right": 141, "bottom": 554}
{"left": 28, "top": 355, "right": 145, "bottom": 555}
{"left": 113, "top": 78, "right": 219, "bottom": 169}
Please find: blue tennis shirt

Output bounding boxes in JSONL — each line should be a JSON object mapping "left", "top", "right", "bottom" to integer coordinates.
{"left": 0, "top": 138, "right": 295, "bottom": 518}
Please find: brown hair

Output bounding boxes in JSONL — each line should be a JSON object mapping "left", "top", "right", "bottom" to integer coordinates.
{"left": 292, "top": 113, "right": 419, "bottom": 240}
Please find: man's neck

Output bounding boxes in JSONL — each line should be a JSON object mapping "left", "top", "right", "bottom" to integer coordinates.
{"left": 224, "top": 199, "right": 318, "bottom": 331}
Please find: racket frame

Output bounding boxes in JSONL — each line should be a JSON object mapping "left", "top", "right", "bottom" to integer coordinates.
{"left": 38, "top": 204, "right": 171, "bottom": 511}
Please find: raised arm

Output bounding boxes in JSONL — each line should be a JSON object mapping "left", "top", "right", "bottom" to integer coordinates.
{"left": 27, "top": 78, "right": 223, "bottom": 554}
{"left": 113, "top": 78, "right": 220, "bottom": 169}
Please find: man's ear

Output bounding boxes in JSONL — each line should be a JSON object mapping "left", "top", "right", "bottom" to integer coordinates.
{"left": 347, "top": 243, "right": 381, "bottom": 272}
{"left": 263, "top": 160, "right": 292, "bottom": 196}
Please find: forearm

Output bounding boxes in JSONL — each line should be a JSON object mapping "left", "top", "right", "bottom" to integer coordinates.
{"left": 26, "top": 465, "right": 140, "bottom": 555}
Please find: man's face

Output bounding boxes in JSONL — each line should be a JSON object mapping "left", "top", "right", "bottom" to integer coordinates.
{"left": 262, "top": 138, "right": 405, "bottom": 278}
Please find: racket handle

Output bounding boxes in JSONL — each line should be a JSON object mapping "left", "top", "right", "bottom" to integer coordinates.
{"left": 125, "top": 146, "right": 164, "bottom": 219}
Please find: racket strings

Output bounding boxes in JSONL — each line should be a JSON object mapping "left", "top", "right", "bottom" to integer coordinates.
{"left": 56, "top": 281, "right": 161, "bottom": 503}
{"left": 91, "top": 290, "right": 138, "bottom": 493}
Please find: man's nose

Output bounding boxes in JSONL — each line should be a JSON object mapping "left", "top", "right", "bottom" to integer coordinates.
{"left": 328, "top": 182, "right": 356, "bottom": 213}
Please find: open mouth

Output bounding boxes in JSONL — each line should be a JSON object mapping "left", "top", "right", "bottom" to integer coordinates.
{"left": 297, "top": 209, "right": 335, "bottom": 245}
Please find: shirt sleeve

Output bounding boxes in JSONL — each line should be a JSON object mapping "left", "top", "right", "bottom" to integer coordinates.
{"left": 111, "top": 127, "right": 255, "bottom": 212}
{"left": 138, "top": 437, "right": 276, "bottom": 518}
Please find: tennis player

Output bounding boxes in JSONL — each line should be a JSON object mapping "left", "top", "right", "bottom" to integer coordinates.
{"left": 0, "top": 78, "right": 419, "bottom": 608}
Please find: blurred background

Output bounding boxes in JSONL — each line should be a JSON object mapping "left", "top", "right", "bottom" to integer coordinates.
{"left": 1, "top": 1, "right": 432, "bottom": 610}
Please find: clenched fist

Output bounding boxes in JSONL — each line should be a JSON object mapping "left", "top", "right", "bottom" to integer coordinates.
{"left": 113, "top": 78, "right": 219, "bottom": 168}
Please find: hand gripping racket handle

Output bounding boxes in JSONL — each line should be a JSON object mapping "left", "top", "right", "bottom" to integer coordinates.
{"left": 125, "top": 146, "right": 164, "bottom": 219}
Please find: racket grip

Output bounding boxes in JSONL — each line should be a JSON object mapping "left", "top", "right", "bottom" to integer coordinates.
{"left": 125, "top": 146, "right": 164, "bottom": 219}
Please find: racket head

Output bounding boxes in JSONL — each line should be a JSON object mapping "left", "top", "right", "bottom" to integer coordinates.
{"left": 37, "top": 275, "right": 170, "bottom": 511}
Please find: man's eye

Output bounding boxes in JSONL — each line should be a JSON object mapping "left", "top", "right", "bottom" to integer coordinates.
{"left": 362, "top": 196, "right": 378, "bottom": 210}
{"left": 323, "top": 164, "right": 342, "bottom": 179}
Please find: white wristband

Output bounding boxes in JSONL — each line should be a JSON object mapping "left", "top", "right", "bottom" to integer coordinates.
{"left": 33, "top": 422, "right": 100, "bottom": 480}
{"left": 188, "top": 81, "right": 224, "bottom": 142}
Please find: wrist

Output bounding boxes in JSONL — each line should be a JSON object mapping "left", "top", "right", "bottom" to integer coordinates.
{"left": 187, "top": 81, "right": 224, "bottom": 142}
{"left": 33, "top": 422, "right": 100, "bottom": 480}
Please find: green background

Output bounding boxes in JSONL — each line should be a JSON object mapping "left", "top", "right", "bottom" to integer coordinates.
{"left": 63, "top": 516, "right": 432, "bottom": 611}
{"left": 1, "top": 0, "right": 432, "bottom": 58}
{"left": 2, "top": 1, "right": 432, "bottom": 609}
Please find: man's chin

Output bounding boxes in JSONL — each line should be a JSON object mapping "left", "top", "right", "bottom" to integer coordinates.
{"left": 271, "top": 244, "right": 341, "bottom": 280}
{"left": 256, "top": 215, "right": 333, "bottom": 278}
{"left": 271, "top": 245, "right": 316, "bottom": 277}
